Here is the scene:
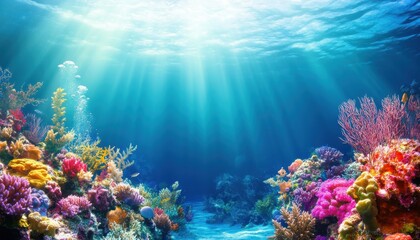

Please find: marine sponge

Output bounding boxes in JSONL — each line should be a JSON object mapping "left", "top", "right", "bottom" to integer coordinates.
{"left": 0, "top": 174, "right": 32, "bottom": 216}
{"left": 311, "top": 178, "right": 355, "bottom": 224}
{"left": 269, "top": 204, "right": 315, "bottom": 240}
{"left": 27, "top": 211, "right": 60, "bottom": 236}
{"left": 57, "top": 195, "right": 91, "bottom": 218}
{"left": 7, "top": 158, "right": 52, "bottom": 188}
{"left": 347, "top": 171, "right": 379, "bottom": 234}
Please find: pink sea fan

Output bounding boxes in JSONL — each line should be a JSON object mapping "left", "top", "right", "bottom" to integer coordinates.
{"left": 338, "top": 95, "right": 408, "bottom": 155}
{"left": 57, "top": 195, "right": 91, "bottom": 218}
{"left": 311, "top": 178, "right": 355, "bottom": 224}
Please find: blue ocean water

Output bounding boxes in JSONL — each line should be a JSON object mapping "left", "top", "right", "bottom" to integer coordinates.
{"left": 0, "top": 0, "right": 419, "bottom": 239}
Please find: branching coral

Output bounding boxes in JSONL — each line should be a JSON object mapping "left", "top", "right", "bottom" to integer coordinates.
{"left": 62, "top": 156, "right": 87, "bottom": 178}
{"left": 44, "top": 88, "right": 74, "bottom": 154}
{"left": 0, "top": 174, "right": 32, "bottom": 216}
{"left": 57, "top": 195, "right": 91, "bottom": 218}
{"left": 107, "top": 143, "right": 137, "bottom": 171}
{"left": 7, "top": 158, "right": 53, "bottom": 188}
{"left": 73, "top": 139, "right": 109, "bottom": 173}
{"left": 269, "top": 204, "right": 315, "bottom": 240}
{"left": 0, "top": 67, "right": 43, "bottom": 116}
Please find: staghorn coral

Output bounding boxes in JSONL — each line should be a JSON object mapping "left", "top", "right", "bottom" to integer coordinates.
{"left": 269, "top": 204, "right": 315, "bottom": 240}
{"left": 7, "top": 158, "right": 52, "bottom": 188}
{"left": 73, "top": 139, "right": 109, "bottom": 173}
{"left": 0, "top": 174, "right": 32, "bottom": 216}
{"left": 107, "top": 143, "right": 137, "bottom": 171}
{"left": 311, "top": 178, "right": 355, "bottom": 224}
{"left": 44, "top": 88, "right": 74, "bottom": 154}
{"left": 27, "top": 211, "right": 60, "bottom": 237}
{"left": 57, "top": 195, "right": 91, "bottom": 218}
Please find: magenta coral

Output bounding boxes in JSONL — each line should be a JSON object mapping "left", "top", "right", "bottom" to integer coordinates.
{"left": 57, "top": 195, "right": 91, "bottom": 218}
{"left": 62, "top": 156, "right": 87, "bottom": 178}
{"left": 0, "top": 174, "right": 32, "bottom": 216}
{"left": 311, "top": 178, "right": 355, "bottom": 224}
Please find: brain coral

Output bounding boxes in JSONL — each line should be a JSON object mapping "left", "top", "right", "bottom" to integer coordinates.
{"left": 7, "top": 158, "right": 52, "bottom": 188}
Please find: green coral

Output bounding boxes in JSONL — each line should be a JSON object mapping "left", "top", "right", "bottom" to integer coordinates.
{"left": 44, "top": 88, "right": 74, "bottom": 154}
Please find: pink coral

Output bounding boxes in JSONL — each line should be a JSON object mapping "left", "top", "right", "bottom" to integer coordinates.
{"left": 62, "top": 156, "right": 87, "bottom": 178}
{"left": 45, "top": 181, "right": 62, "bottom": 202}
{"left": 57, "top": 195, "right": 91, "bottom": 218}
{"left": 364, "top": 139, "right": 419, "bottom": 208}
{"left": 338, "top": 95, "right": 408, "bottom": 155}
{"left": 311, "top": 178, "right": 355, "bottom": 224}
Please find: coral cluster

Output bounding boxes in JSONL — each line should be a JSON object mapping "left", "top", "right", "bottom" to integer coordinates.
{"left": 0, "top": 68, "right": 190, "bottom": 239}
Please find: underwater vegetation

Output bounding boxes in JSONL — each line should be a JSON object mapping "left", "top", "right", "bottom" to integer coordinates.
{"left": 0, "top": 67, "right": 191, "bottom": 240}
{"left": 267, "top": 93, "right": 420, "bottom": 239}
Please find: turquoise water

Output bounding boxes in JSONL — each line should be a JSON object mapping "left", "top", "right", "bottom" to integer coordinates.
{"left": 0, "top": 0, "right": 419, "bottom": 239}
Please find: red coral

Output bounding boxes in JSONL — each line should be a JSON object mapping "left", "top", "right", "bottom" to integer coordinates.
{"left": 9, "top": 109, "right": 26, "bottom": 132}
{"left": 62, "top": 157, "right": 87, "bottom": 178}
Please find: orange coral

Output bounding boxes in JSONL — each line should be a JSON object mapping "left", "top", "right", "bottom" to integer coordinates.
{"left": 107, "top": 206, "right": 127, "bottom": 228}
{"left": 278, "top": 181, "right": 291, "bottom": 194}
{"left": 384, "top": 233, "right": 413, "bottom": 240}
{"left": 7, "top": 158, "right": 52, "bottom": 188}
{"left": 288, "top": 159, "right": 303, "bottom": 174}
{"left": 377, "top": 197, "right": 420, "bottom": 234}
{"left": 0, "top": 141, "right": 7, "bottom": 151}
{"left": 21, "top": 144, "right": 43, "bottom": 160}
{"left": 277, "top": 168, "right": 287, "bottom": 178}
{"left": 171, "top": 223, "right": 179, "bottom": 231}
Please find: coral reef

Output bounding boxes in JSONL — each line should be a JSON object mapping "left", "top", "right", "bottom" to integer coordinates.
{"left": 269, "top": 204, "right": 315, "bottom": 240}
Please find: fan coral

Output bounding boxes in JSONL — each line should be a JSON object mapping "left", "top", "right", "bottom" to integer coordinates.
{"left": 113, "top": 183, "right": 144, "bottom": 208}
{"left": 338, "top": 95, "right": 410, "bottom": 155}
{"left": 23, "top": 114, "right": 48, "bottom": 145}
{"left": 7, "top": 158, "right": 52, "bottom": 188}
{"left": 27, "top": 211, "right": 60, "bottom": 236}
{"left": 31, "top": 189, "right": 50, "bottom": 216}
{"left": 311, "top": 178, "right": 355, "bottom": 224}
{"left": 62, "top": 156, "right": 87, "bottom": 178}
{"left": 87, "top": 186, "right": 115, "bottom": 211}
{"left": 363, "top": 139, "right": 419, "bottom": 208}
{"left": 0, "top": 174, "right": 32, "bottom": 216}
{"left": 269, "top": 204, "right": 315, "bottom": 240}
{"left": 57, "top": 195, "right": 91, "bottom": 218}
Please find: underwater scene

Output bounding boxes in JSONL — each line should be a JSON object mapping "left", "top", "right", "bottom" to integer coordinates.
{"left": 0, "top": 0, "right": 419, "bottom": 239}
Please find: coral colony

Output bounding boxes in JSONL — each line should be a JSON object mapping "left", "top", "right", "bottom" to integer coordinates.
{"left": 0, "top": 67, "right": 190, "bottom": 239}
{"left": 0, "top": 61, "right": 419, "bottom": 240}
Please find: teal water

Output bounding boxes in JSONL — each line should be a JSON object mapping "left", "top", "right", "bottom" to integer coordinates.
{"left": 0, "top": 1, "right": 419, "bottom": 239}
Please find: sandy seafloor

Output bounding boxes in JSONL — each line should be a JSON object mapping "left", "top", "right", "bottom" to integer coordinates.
{"left": 172, "top": 202, "right": 273, "bottom": 240}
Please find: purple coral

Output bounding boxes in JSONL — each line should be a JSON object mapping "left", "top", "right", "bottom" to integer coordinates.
{"left": 45, "top": 181, "right": 62, "bottom": 202}
{"left": 87, "top": 186, "right": 115, "bottom": 211}
{"left": 311, "top": 178, "right": 355, "bottom": 224}
{"left": 315, "top": 146, "right": 343, "bottom": 167}
{"left": 0, "top": 174, "right": 32, "bottom": 216}
{"left": 57, "top": 195, "right": 91, "bottom": 218}
{"left": 113, "top": 183, "right": 145, "bottom": 208}
{"left": 31, "top": 189, "right": 50, "bottom": 216}
{"left": 293, "top": 181, "right": 320, "bottom": 211}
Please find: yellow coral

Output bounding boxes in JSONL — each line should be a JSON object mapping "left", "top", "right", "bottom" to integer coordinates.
{"left": 44, "top": 88, "right": 74, "bottom": 154}
{"left": 28, "top": 212, "right": 60, "bottom": 236}
{"left": 8, "top": 158, "right": 52, "bottom": 188}
{"left": 0, "top": 141, "right": 7, "bottom": 151}
{"left": 347, "top": 172, "right": 379, "bottom": 235}
{"left": 74, "top": 139, "right": 109, "bottom": 173}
